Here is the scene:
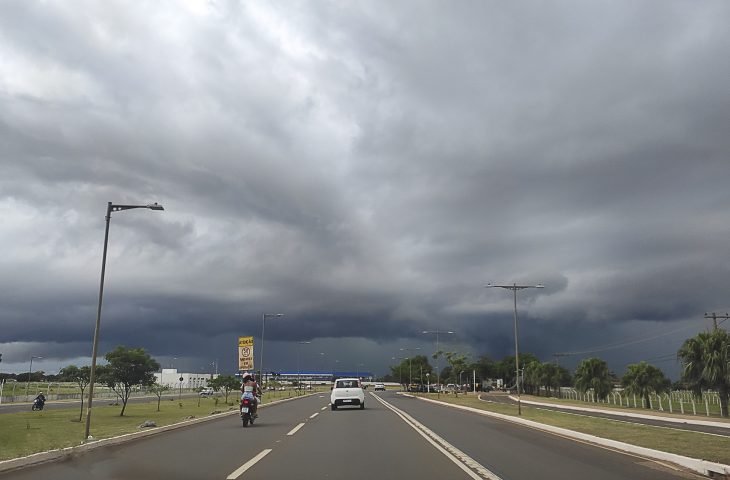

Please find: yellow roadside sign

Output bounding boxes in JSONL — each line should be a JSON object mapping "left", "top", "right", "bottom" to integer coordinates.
{"left": 238, "top": 336, "right": 254, "bottom": 370}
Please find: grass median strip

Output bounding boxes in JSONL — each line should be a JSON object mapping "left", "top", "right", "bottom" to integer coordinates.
{"left": 1, "top": 389, "right": 318, "bottom": 462}
{"left": 0, "top": 397, "right": 237, "bottom": 461}
{"left": 420, "top": 393, "right": 730, "bottom": 465}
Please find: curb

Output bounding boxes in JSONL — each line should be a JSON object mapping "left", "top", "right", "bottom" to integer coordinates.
{"left": 410, "top": 394, "right": 730, "bottom": 478}
{"left": 0, "top": 393, "right": 314, "bottom": 474}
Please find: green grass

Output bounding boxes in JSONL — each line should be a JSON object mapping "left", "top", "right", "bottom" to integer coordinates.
{"left": 423, "top": 393, "right": 730, "bottom": 464}
{"left": 0, "top": 388, "right": 325, "bottom": 461}
{"left": 517, "top": 393, "right": 730, "bottom": 421}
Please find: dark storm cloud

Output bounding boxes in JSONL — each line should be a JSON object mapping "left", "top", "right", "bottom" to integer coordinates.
{"left": 1, "top": 1, "right": 729, "bottom": 378}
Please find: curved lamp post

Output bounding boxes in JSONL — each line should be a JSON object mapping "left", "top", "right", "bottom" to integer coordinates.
{"left": 85, "top": 202, "right": 164, "bottom": 440}
{"left": 259, "top": 313, "right": 283, "bottom": 391}
{"left": 400, "top": 347, "right": 420, "bottom": 386}
{"left": 422, "top": 330, "right": 454, "bottom": 394}
{"left": 26, "top": 355, "right": 43, "bottom": 399}
{"left": 486, "top": 282, "right": 543, "bottom": 415}
{"left": 297, "top": 341, "right": 311, "bottom": 394}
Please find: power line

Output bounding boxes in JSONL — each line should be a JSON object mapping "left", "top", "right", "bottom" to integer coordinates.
{"left": 555, "top": 322, "right": 697, "bottom": 357}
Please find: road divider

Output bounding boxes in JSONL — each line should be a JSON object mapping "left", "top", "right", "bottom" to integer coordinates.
{"left": 309, "top": 412, "right": 319, "bottom": 419}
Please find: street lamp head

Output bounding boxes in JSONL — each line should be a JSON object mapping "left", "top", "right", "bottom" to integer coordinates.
{"left": 147, "top": 203, "right": 164, "bottom": 211}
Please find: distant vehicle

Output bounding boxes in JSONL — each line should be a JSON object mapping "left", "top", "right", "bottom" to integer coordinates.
{"left": 374, "top": 383, "right": 386, "bottom": 391}
{"left": 330, "top": 378, "right": 365, "bottom": 410}
{"left": 199, "top": 387, "right": 214, "bottom": 397}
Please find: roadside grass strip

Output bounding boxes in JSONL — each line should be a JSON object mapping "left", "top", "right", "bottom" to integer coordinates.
{"left": 371, "top": 393, "right": 502, "bottom": 480}
{"left": 0, "top": 391, "right": 319, "bottom": 470}
{"left": 412, "top": 394, "right": 730, "bottom": 477}
{"left": 514, "top": 395, "right": 730, "bottom": 429}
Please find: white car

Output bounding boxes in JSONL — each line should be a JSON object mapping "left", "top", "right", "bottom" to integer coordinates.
{"left": 199, "top": 387, "right": 214, "bottom": 397}
{"left": 330, "top": 378, "right": 365, "bottom": 410}
{"left": 374, "top": 383, "right": 386, "bottom": 391}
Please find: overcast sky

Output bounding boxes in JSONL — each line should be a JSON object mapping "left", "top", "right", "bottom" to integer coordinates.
{"left": 1, "top": 1, "right": 729, "bottom": 380}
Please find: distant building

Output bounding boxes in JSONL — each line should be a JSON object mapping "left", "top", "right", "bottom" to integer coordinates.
{"left": 255, "top": 371, "right": 374, "bottom": 384}
{"left": 154, "top": 369, "right": 218, "bottom": 389}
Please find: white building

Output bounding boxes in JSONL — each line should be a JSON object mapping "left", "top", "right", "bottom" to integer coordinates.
{"left": 154, "top": 369, "right": 218, "bottom": 389}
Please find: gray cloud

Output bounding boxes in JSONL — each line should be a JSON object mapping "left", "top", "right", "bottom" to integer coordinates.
{"left": 1, "top": 1, "right": 729, "bottom": 380}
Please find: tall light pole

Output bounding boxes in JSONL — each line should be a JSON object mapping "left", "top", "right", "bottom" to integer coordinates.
{"left": 297, "top": 341, "right": 311, "bottom": 394}
{"left": 356, "top": 363, "right": 364, "bottom": 380}
{"left": 26, "top": 355, "right": 43, "bottom": 399}
{"left": 400, "top": 348, "right": 420, "bottom": 386}
{"left": 423, "top": 330, "right": 454, "bottom": 392}
{"left": 487, "top": 282, "right": 544, "bottom": 415}
{"left": 259, "top": 313, "right": 283, "bottom": 390}
{"left": 85, "top": 202, "right": 164, "bottom": 440}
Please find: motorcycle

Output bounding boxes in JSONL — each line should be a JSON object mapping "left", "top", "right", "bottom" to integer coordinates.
{"left": 32, "top": 398, "right": 45, "bottom": 411}
{"left": 240, "top": 395, "right": 257, "bottom": 427}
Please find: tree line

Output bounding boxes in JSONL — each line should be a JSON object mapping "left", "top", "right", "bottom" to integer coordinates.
{"left": 385, "top": 328, "right": 730, "bottom": 417}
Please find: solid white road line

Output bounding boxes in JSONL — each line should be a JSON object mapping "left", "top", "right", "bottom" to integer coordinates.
{"left": 226, "top": 449, "right": 272, "bottom": 479}
{"left": 310, "top": 412, "right": 319, "bottom": 419}
{"left": 371, "top": 393, "right": 503, "bottom": 480}
{"left": 287, "top": 422, "right": 306, "bottom": 436}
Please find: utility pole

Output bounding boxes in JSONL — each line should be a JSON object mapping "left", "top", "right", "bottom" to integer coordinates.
{"left": 487, "top": 282, "right": 544, "bottom": 416}
{"left": 704, "top": 312, "right": 729, "bottom": 331}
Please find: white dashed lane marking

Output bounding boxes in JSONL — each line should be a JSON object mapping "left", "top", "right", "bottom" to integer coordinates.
{"left": 226, "top": 449, "right": 272, "bottom": 479}
{"left": 287, "top": 422, "right": 306, "bottom": 436}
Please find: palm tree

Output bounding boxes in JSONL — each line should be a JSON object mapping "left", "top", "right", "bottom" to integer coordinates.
{"left": 621, "top": 362, "right": 670, "bottom": 409}
{"left": 574, "top": 357, "right": 613, "bottom": 402}
{"left": 678, "top": 330, "right": 730, "bottom": 417}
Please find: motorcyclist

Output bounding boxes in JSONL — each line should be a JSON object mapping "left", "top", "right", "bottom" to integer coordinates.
{"left": 241, "top": 373, "right": 262, "bottom": 416}
{"left": 34, "top": 392, "right": 46, "bottom": 408}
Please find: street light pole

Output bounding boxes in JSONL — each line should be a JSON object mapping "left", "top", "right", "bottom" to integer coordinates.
{"left": 400, "top": 348, "right": 420, "bottom": 387}
{"left": 259, "top": 313, "right": 283, "bottom": 391}
{"left": 26, "top": 355, "right": 43, "bottom": 399}
{"left": 423, "top": 330, "right": 454, "bottom": 393}
{"left": 487, "top": 282, "right": 544, "bottom": 415}
{"left": 297, "top": 341, "right": 311, "bottom": 395}
{"left": 84, "top": 202, "right": 164, "bottom": 440}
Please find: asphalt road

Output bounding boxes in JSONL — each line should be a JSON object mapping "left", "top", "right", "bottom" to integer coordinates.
{"left": 484, "top": 392, "right": 730, "bottom": 437}
{"left": 0, "top": 391, "right": 704, "bottom": 479}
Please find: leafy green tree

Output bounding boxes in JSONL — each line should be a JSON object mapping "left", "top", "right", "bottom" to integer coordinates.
{"left": 100, "top": 346, "right": 160, "bottom": 416}
{"left": 148, "top": 382, "right": 171, "bottom": 412}
{"left": 444, "top": 352, "right": 469, "bottom": 396}
{"left": 209, "top": 375, "right": 240, "bottom": 403}
{"left": 470, "top": 355, "right": 500, "bottom": 388}
{"left": 498, "top": 353, "right": 540, "bottom": 390}
{"left": 621, "top": 361, "right": 670, "bottom": 409}
{"left": 388, "top": 360, "right": 406, "bottom": 386}
{"left": 59, "top": 365, "right": 91, "bottom": 421}
{"left": 574, "top": 357, "right": 613, "bottom": 402}
{"left": 678, "top": 329, "right": 730, "bottom": 417}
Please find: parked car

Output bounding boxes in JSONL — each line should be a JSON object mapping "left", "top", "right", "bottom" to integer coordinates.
{"left": 330, "top": 378, "right": 365, "bottom": 410}
{"left": 374, "top": 383, "right": 386, "bottom": 391}
{"left": 199, "top": 387, "right": 214, "bottom": 397}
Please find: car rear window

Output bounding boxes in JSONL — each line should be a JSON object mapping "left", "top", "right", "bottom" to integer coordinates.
{"left": 335, "top": 380, "right": 359, "bottom": 388}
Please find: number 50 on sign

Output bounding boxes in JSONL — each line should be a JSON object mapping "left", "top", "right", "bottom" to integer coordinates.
{"left": 238, "top": 336, "right": 254, "bottom": 370}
